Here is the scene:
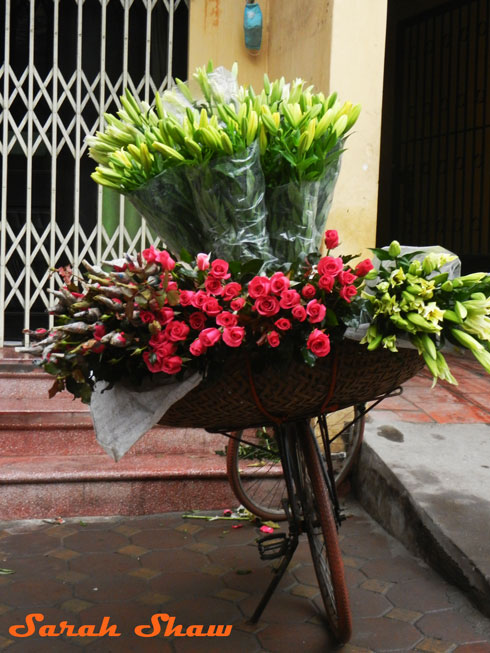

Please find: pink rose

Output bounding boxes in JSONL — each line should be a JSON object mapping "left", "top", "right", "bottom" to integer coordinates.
{"left": 210, "top": 259, "right": 230, "bottom": 279}
{"left": 205, "top": 275, "right": 223, "bottom": 296}
{"left": 199, "top": 327, "right": 221, "bottom": 347}
{"left": 307, "top": 329, "right": 331, "bottom": 357}
{"left": 248, "top": 276, "right": 271, "bottom": 299}
{"left": 179, "top": 290, "right": 195, "bottom": 306}
{"left": 270, "top": 272, "right": 290, "bottom": 295}
{"left": 230, "top": 297, "right": 245, "bottom": 311}
{"left": 158, "top": 307, "right": 174, "bottom": 325}
{"left": 301, "top": 284, "right": 316, "bottom": 299}
{"left": 161, "top": 355, "right": 183, "bottom": 375}
{"left": 140, "top": 310, "right": 155, "bottom": 324}
{"left": 216, "top": 312, "right": 238, "bottom": 327}
{"left": 92, "top": 342, "right": 105, "bottom": 354}
{"left": 267, "top": 331, "right": 280, "bottom": 347}
{"left": 149, "top": 337, "right": 178, "bottom": 358}
{"left": 143, "top": 350, "right": 163, "bottom": 373}
{"left": 94, "top": 324, "right": 106, "bottom": 341}
{"left": 254, "top": 295, "right": 280, "bottom": 317}
{"left": 156, "top": 250, "right": 175, "bottom": 270}
{"left": 306, "top": 299, "right": 327, "bottom": 324}
{"left": 165, "top": 320, "right": 190, "bottom": 342}
{"left": 196, "top": 253, "right": 210, "bottom": 271}
{"left": 324, "top": 229, "right": 339, "bottom": 250}
{"left": 166, "top": 281, "right": 178, "bottom": 292}
{"left": 189, "top": 339, "right": 207, "bottom": 356}
{"left": 189, "top": 312, "right": 207, "bottom": 331}
{"left": 355, "top": 258, "right": 374, "bottom": 277}
{"left": 291, "top": 305, "right": 307, "bottom": 322}
{"left": 279, "top": 289, "right": 301, "bottom": 309}
{"left": 318, "top": 275, "right": 335, "bottom": 292}
{"left": 339, "top": 285, "right": 358, "bottom": 303}
{"left": 338, "top": 270, "right": 357, "bottom": 285}
{"left": 274, "top": 317, "right": 292, "bottom": 331}
{"left": 142, "top": 245, "right": 158, "bottom": 263}
{"left": 203, "top": 297, "right": 222, "bottom": 316}
{"left": 222, "top": 282, "right": 242, "bottom": 301}
{"left": 317, "top": 256, "right": 344, "bottom": 277}
{"left": 222, "top": 326, "right": 245, "bottom": 347}
{"left": 191, "top": 290, "right": 208, "bottom": 309}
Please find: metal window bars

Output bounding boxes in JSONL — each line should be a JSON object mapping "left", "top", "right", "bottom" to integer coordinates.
{"left": 0, "top": 0, "right": 189, "bottom": 345}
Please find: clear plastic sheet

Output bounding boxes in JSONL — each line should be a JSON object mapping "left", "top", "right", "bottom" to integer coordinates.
{"left": 185, "top": 142, "right": 272, "bottom": 262}
{"left": 265, "top": 153, "right": 341, "bottom": 264}
{"left": 126, "top": 167, "right": 204, "bottom": 257}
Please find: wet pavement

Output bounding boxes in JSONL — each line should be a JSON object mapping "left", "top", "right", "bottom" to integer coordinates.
{"left": 1, "top": 498, "right": 490, "bottom": 652}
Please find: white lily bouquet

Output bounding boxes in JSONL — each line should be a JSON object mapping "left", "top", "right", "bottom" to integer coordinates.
{"left": 86, "top": 62, "right": 360, "bottom": 266}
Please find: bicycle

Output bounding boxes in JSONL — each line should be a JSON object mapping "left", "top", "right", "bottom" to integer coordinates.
{"left": 226, "top": 404, "right": 366, "bottom": 521}
{"left": 238, "top": 417, "right": 353, "bottom": 643}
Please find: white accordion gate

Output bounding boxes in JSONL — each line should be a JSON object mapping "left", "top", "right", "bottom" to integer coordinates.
{"left": 0, "top": 0, "right": 189, "bottom": 345}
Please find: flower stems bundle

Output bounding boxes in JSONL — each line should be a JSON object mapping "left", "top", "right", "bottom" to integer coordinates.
{"left": 360, "top": 242, "right": 490, "bottom": 384}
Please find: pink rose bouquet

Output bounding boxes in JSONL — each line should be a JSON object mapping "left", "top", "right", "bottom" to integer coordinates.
{"left": 23, "top": 230, "right": 373, "bottom": 403}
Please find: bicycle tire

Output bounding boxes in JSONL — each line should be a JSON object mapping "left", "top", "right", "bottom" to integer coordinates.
{"left": 226, "top": 407, "right": 364, "bottom": 521}
{"left": 296, "top": 421, "right": 352, "bottom": 644}
{"left": 226, "top": 427, "right": 287, "bottom": 521}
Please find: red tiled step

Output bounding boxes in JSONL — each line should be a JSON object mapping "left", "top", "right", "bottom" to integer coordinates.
{"left": 0, "top": 453, "right": 236, "bottom": 520}
{"left": 0, "top": 425, "right": 227, "bottom": 457}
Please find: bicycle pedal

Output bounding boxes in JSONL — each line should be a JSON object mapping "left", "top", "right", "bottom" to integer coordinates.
{"left": 330, "top": 452, "right": 347, "bottom": 460}
{"left": 256, "top": 533, "right": 289, "bottom": 560}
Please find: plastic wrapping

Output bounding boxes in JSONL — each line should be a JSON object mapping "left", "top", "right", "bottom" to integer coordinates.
{"left": 127, "top": 167, "right": 204, "bottom": 257}
{"left": 266, "top": 153, "right": 341, "bottom": 264}
{"left": 185, "top": 141, "right": 272, "bottom": 262}
{"left": 161, "top": 66, "right": 239, "bottom": 124}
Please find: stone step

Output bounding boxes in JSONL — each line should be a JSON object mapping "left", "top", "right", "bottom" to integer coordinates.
{"left": 0, "top": 453, "right": 236, "bottom": 520}
{"left": 0, "top": 424, "right": 227, "bottom": 457}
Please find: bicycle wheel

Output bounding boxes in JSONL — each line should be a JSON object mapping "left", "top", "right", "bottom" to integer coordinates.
{"left": 226, "top": 406, "right": 364, "bottom": 521}
{"left": 226, "top": 426, "right": 287, "bottom": 521}
{"left": 313, "top": 405, "right": 365, "bottom": 488}
{"left": 295, "top": 420, "right": 352, "bottom": 644}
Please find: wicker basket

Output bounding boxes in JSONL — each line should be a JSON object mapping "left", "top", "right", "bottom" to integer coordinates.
{"left": 159, "top": 339, "right": 424, "bottom": 431}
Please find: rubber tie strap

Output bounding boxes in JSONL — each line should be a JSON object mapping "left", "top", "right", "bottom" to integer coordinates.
{"left": 246, "top": 358, "right": 285, "bottom": 426}
{"left": 319, "top": 347, "right": 340, "bottom": 414}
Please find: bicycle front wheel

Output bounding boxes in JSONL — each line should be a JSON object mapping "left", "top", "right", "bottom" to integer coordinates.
{"left": 296, "top": 421, "right": 352, "bottom": 644}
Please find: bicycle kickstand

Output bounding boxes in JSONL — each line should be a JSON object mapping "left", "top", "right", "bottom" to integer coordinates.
{"left": 248, "top": 500, "right": 299, "bottom": 624}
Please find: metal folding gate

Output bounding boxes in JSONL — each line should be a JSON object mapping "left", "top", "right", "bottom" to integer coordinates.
{"left": 0, "top": 0, "right": 189, "bottom": 345}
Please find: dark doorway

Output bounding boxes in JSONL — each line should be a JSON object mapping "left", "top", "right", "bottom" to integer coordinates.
{"left": 378, "top": 0, "right": 490, "bottom": 273}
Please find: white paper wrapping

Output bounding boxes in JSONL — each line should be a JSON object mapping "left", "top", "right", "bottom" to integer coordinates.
{"left": 90, "top": 372, "right": 202, "bottom": 461}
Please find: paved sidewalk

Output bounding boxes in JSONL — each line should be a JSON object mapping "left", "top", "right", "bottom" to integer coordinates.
{"left": 354, "top": 350, "right": 490, "bottom": 618}
{"left": 1, "top": 499, "right": 490, "bottom": 652}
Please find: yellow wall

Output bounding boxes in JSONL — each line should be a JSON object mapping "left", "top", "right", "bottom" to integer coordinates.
{"left": 326, "top": 1, "right": 388, "bottom": 258}
{"left": 188, "top": 0, "right": 387, "bottom": 257}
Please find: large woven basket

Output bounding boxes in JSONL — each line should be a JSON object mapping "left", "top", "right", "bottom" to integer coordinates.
{"left": 159, "top": 339, "right": 424, "bottom": 431}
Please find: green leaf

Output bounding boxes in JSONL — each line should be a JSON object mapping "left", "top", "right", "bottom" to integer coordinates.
{"left": 0, "top": 568, "right": 15, "bottom": 575}
{"left": 302, "top": 348, "right": 317, "bottom": 367}
{"left": 369, "top": 247, "right": 393, "bottom": 261}
{"left": 43, "top": 362, "right": 61, "bottom": 376}
{"left": 179, "top": 248, "right": 193, "bottom": 264}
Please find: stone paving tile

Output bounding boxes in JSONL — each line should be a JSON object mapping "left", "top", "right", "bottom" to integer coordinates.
{"left": 0, "top": 499, "right": 489, "bottom": 652}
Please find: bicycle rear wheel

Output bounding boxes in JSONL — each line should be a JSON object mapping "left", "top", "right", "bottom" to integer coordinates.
{"left": 226, "top": 426, "right": 286, "bottom": 521}
{"left": 226, "top": 406, "right": 364, "bottom": 521}
{"left": 295, "top": 421, "right": 352, "bottom": 644}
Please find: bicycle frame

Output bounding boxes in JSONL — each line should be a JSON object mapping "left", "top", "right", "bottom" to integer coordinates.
{"left": 249, "top": 419, "right": 340, "bottom": 624}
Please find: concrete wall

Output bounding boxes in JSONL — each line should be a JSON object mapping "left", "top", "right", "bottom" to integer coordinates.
{"left": 188, "top": 0, "right": 387, "bottom": 257}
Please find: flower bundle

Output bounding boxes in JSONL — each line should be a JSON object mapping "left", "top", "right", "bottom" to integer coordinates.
{"left": 359, "top": 242, "right": 490, "bottom": 384}
{"left": 22, "top": 230, "right": 373, "bottom": 403}
{"left": 86, "top": 63, "right": 361, "bottom": 264}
